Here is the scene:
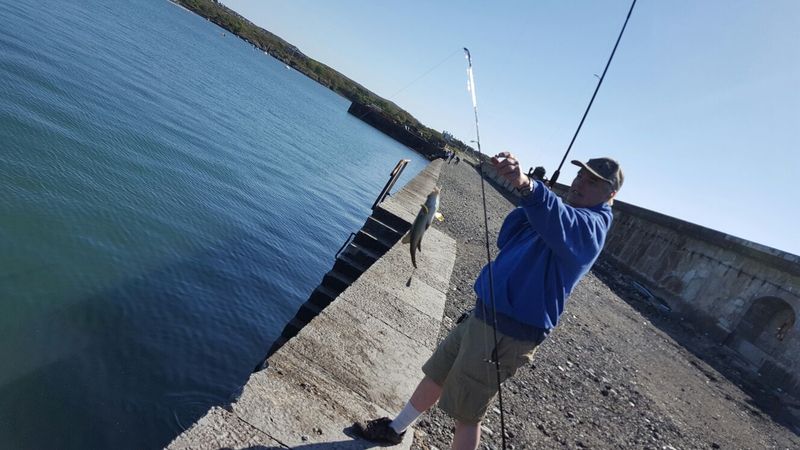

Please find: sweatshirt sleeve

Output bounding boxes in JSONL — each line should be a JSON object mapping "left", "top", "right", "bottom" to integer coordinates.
{"left": 519, "top": 181, "right": 611, "bottom": 265}
{"left": 496, "top": 206, "right": 528, "bottom": 249}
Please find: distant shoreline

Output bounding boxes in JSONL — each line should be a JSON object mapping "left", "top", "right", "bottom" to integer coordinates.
{"left": 170, "top": 0, "right": 480, "bottom": 162}
{"left": 167, "top": 0, "right": 192, "bottom": 14}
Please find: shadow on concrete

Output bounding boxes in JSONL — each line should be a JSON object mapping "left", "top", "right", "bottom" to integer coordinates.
{"left": 592, "top": 256, "right": 800, "bottom": 436}
{"left": 226, "top": 442, "right": 378, "bottom": 450}
{"left": 215, "top": 417, "right": 402, "bottom": 449}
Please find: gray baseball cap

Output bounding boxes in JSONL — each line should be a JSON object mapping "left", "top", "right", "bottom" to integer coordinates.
{"left": 571, "top": 157, "right": 623, "bottom": 191}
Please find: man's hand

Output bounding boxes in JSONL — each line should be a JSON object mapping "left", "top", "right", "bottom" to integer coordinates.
{"left": 490, "top": 152, "right": 531, "bottom": 190}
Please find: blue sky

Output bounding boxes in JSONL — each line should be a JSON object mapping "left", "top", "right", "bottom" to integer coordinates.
{"left": 222, "top": 0, "right": 799, "bottom": 256}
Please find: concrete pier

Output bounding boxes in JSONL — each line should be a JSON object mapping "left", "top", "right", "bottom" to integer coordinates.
{"left": 168, "top": 160, "right": 455, "bottom": 449}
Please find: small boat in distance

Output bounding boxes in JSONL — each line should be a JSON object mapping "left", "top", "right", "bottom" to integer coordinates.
{"left": 286, "top": 47, "right": 298, "bottom": 71}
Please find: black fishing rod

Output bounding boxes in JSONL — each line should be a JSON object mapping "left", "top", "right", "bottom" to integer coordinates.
{"left": 548, "top": 0, "right": 637, "bottom": 187}
{"left": 463, "top": 47, "right": 508, "bottom": 450}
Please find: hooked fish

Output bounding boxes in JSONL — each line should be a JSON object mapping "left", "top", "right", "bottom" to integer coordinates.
{"left": 402, "top": 187, "right": 444, "bottom": 268}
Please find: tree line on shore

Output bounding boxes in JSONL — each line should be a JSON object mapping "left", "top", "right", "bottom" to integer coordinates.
{"left": 174, "top": 0, "right": 482, "bottom": 162}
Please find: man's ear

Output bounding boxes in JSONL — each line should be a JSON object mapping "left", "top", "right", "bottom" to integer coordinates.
{"left": 607, "top": 190, "right": 617, "bottom": 205}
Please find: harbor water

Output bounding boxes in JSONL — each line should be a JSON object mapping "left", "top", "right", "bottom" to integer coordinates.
{"left": 0, "top": 0, "right": 427, "bottom": 448}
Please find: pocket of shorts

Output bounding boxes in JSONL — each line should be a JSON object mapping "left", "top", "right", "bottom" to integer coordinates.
{"left": 448, "top": 370, "right": 500, "bottom": 423}
{"left": 498, "top": 339, "right": 540, "bottom": 380}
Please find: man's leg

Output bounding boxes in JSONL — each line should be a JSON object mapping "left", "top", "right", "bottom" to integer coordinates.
{"left": 438, "top": 317, "right": 543, "bottom": 450}
{"left": 400, "top": 378, "right": 483, "bottom": 449}
{"left": 452, "top": 420, "right": 481, "bottom": 450}
{"left": 354, "top": 315, "right": 469, "bottom": 444}
{"left": 388, "top": 376, "right": 442, "bottom": 434}
{"left": 352, "top": 376, "right": 442, "bottom": 444}
{"left": 408, "top": 376, "right": 443, "bottom": 412}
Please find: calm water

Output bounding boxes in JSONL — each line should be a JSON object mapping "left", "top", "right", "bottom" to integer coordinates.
{"left": 0, "top": 0, "right": 427, "bottom": 448}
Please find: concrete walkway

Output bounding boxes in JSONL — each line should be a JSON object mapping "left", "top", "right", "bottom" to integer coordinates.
{"left": 168, "top": 160, "right": 455, "bottom": 449}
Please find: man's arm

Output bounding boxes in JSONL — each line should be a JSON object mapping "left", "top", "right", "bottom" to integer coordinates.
{"left": 496, "top": 207, "right": 528, "bottom": 249}
{"left": 490, "top": 151, "right": 536, "bottom": 250}
{"left": 490, "top": 152, "right": 609, "bottom": 264}
{"left": 519, "top": 180, "right": 609, "bottom": 264}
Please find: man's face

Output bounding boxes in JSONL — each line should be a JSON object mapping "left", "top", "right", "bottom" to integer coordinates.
{"left": 565, "top": 169, "right": 616, "bottom": 207}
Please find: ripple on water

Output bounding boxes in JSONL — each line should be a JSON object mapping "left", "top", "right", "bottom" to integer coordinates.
{"left": 0, "top": 0, "right": 429, "bottom": 448}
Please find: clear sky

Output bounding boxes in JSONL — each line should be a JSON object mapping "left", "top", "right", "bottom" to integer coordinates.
{"left": 221, "top": 0, "right": 799, "bottom": 256}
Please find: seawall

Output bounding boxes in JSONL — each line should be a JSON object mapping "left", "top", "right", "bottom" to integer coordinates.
{"left": 168, "top": 159, "right": 455, "bottom": 449}
{"left": 347, "top": 102, "right": 445, "bottom": 160}
{"left": 603, "top": 201, "right": 800, "bottom": 396}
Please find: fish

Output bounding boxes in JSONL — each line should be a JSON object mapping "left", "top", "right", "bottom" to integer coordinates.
{"left": 402, "top": 187, "right": 444, "bottom": 268}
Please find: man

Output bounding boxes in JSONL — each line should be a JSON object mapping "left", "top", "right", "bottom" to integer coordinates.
{"left": 354, "top": 152, "right": 623, "bottom": 449}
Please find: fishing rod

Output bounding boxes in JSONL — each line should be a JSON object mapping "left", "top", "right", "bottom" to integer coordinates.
{"left": 463, "top": 47, "right": 508, "bottom": 450}
{"left": 548, "top": 0, "right": 637, "bottom": 187}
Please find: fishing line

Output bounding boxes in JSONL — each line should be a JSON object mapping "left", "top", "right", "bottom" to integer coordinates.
{"left": 353, "top": 47, "right": 463, "bottom": 122}
{"left": 548, "top": 0, "right": 637, "bottom": 187}
{"left": 463, "top": 47, "right": 508, "bottom": 450}
{"left": 387, "top": 48, "right": 462, "bottom": 99}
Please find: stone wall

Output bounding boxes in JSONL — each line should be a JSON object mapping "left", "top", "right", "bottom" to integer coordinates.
{"left": 604, "top": 201, "right": 800, "bottom": 396}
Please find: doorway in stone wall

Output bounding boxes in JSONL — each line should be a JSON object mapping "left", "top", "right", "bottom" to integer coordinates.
{"left": 725, "top": 296, "right": 795, "bottom": 369}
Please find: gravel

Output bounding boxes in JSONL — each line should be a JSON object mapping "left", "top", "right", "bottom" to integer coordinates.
{"left": 410, "top": 161, "right": 799, "bottom": 449}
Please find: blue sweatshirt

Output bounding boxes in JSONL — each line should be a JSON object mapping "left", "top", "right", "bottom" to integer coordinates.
{"left": 473, "top": 180, "right": 613, "bottom": 337}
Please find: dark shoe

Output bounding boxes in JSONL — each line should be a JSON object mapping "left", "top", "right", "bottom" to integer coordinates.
{"left": 353, "top": 417, "right": 405, "bottom": 445}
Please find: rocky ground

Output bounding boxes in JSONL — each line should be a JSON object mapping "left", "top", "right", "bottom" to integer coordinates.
{"left": 409, "top": 161, "right": 799, "bottom": 450}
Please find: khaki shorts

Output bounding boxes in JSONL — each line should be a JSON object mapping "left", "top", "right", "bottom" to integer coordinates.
{"left": 422, "top": 315, "right": 541, "bottom": 424}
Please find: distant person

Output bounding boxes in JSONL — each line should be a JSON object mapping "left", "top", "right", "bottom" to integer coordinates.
{"left": 353, "top": 153, "right": 623, "bottom": 449}
{"left": 453, "top": 155, "right": 460, "bottom": 165}
{"left": 529, "top": 165, "right": 547, "bottom": 182}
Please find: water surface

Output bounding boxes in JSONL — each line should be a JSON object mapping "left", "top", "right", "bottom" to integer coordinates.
{"left": 0, "top": 1, "right": 427, "bottom": 448}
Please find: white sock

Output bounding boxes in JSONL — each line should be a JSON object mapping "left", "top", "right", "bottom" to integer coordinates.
{"left": 389, "top": 402, "right": 422, "bottom": 434}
